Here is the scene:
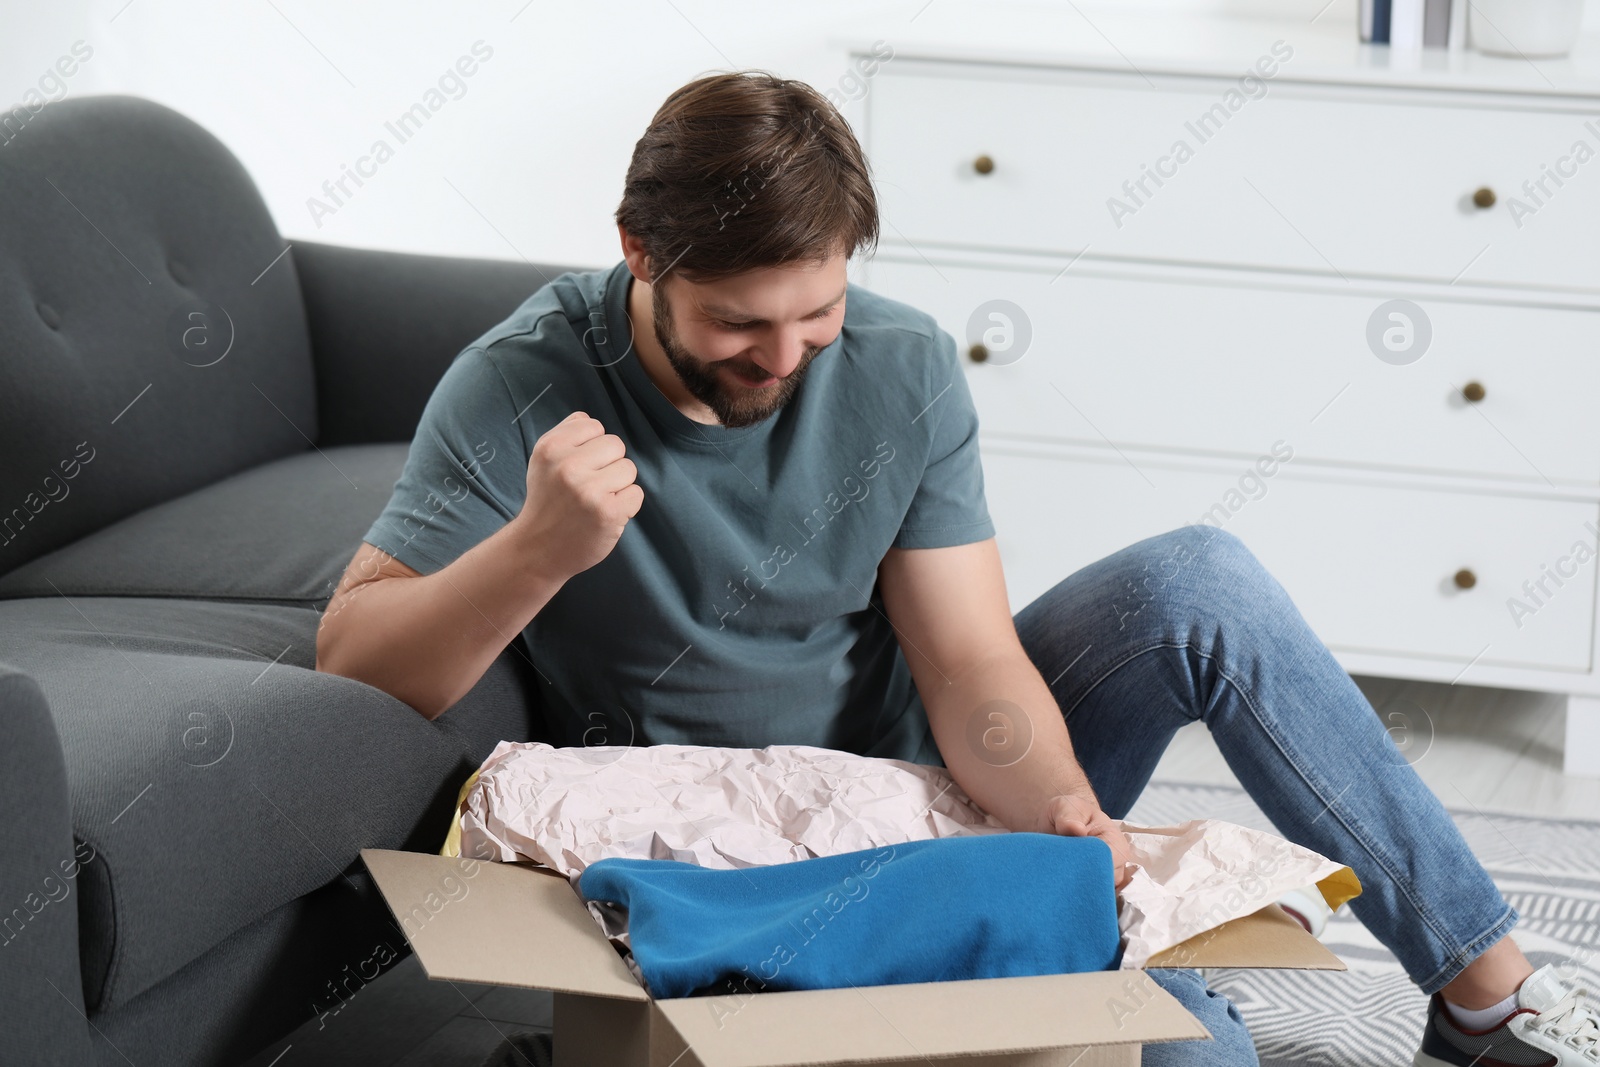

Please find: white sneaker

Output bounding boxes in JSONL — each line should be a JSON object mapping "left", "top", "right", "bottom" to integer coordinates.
{"left": 1414, "top": 964, "right": 1600, "bottom": 1066}
{"left": 1275, "top": 886, "right": 1332, "bottom": 938}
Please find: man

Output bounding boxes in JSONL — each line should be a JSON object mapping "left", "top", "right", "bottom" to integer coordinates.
{"left": 316, "top": 72, "right": 1597, "bottom": 1066}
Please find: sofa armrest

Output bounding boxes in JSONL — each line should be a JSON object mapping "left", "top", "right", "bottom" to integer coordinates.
{"left": 0, "top": 663, "right": 94, "bottom": 1065}
{"left": 293, "top": 241, "right": 588, "bottom": 447}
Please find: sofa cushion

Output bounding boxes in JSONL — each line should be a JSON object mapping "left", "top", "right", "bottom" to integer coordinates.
{"left": 0, "top": 96, "right": 317, "bottom": 575}
{"left": 0, "top": 444, "right": 407, "bottom": 604}
{"left": 0, "top": 595, "right": 543, "bottom": 1013}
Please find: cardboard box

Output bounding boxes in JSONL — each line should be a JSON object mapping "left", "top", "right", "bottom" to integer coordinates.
{"left": 361, "top": 848, "right": 1345, "bottom": 1066}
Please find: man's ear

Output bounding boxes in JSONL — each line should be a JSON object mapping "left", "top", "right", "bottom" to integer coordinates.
{"left": 618, "top": 223, "right": 652, "bottom": 283}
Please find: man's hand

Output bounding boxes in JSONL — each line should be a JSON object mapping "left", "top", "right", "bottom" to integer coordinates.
{"left": 514, "top": 411, "right": 644, "bottom": 580}
{"left": 1047, "top": 794, "right": 1135, "bottom": 891}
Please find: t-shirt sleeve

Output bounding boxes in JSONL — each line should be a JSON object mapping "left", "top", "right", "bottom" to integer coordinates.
{"left": 892, "top": 327, "right": 996, "bottom": 550}
{"left": 361, "top": 347, "right": 529, "bottom": 576}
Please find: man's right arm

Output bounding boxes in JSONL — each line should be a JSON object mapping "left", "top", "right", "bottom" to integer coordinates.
{"left": 315, "top": 411, "right": 643, "bottom": 719}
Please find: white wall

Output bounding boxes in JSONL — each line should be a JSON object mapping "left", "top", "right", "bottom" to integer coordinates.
{"left": 3, "top": 0, "right": 1589, "bottom": 269}
{"left": 4, "top": 0, "right": 923, "bottom": 268}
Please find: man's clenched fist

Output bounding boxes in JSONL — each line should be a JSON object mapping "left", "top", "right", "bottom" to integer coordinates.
{"left": 513, "top": 411, "right": 644, "bottom": 580}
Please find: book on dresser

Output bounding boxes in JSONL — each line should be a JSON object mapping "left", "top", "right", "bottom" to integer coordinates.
{"left": 1355, "top": 0, "right": 1465, "bottom": 50}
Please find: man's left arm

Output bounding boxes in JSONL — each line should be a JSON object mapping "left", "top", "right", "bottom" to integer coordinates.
{"left": 877, "top": 538, "right": 1133, "bottom": 887}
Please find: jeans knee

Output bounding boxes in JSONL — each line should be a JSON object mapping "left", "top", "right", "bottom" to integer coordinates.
{"left": 1179, "top": 525, "right": 1263, "bottom": 582}
{"left": 1016, "top": 525, "right": 1294, "bottom": 665}
{"left": 1106, "top": 526, "right": 1264, "bottom": 631}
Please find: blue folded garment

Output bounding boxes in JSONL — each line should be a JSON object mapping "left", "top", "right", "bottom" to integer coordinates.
{"left": 576, "top": 833, "right": 1122, "bottom": 998}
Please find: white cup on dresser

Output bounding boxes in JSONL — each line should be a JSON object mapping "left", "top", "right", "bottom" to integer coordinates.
{"left": 1469, "top": 0, "right": 1585, "bottom": 58}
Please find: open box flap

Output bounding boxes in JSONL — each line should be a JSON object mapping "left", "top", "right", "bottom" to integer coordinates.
{"left": 360, "top": 848, "right": 647, "bottom": 1002}
{"left": 654, "top": 970, "right": 1209, "bottom": 1067}
{"left": 1146, "top": 903, "right": 1346, "bottom": 970}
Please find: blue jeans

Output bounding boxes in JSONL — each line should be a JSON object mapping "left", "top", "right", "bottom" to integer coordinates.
{"left": 1012, "top": 525, "right": 1519, "bottom": 1065}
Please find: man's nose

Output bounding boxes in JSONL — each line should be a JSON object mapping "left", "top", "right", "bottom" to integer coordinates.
{"left": 756, "top": 325, "right": 809, "bottom": 378}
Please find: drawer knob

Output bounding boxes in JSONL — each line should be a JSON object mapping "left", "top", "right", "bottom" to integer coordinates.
{"left": 1472, "top": 187, "right": 1496, "bottom": 209}
{"left": 1462, "top": 381, "right": 1487, "bottom": 403}
{"left": 1453, "top": 568, "right": 1478, "bottom": 590}
{"left": 973, "top": 154, "right": 995, "bottom": 176}
{"left": 968, "top": 342, "right": 990, "bottom": 363}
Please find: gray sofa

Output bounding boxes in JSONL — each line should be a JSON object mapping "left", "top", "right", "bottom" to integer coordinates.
{"left": 0, "top": 95, "right": 574, "bottom": 1066}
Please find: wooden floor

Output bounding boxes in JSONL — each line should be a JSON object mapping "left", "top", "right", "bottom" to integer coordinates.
{"left": 240, "top": 675, "right": 1599, "bottom": 1067}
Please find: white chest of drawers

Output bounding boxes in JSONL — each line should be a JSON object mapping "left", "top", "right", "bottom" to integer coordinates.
{"left": 841, "top": 6, "right": 1600, "bottom": 775}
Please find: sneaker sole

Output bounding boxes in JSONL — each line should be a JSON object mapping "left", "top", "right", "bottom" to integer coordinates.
{"left": 1412, "top": 1052, "right": 1456, "bottom": 1067}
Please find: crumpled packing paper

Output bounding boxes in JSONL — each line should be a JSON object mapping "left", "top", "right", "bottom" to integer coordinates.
{"left": 1116, "top": 820, "right": 1359, "bottom": 969}
{"left": 456, "top": 741, "right": 1008, "bottom": 876}
{"left": 454, "top": 741, "right": 1358, "bottom": 968}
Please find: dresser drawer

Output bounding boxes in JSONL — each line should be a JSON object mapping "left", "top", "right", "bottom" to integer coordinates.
{"left": 868, "top": 257, "right": 1600, "bottom": 486}
{"left": 868, "top": 65, "right": 1600, "bottom": 290}
{"left": 982, "top": 452, "right": 1598, "bottom": 672}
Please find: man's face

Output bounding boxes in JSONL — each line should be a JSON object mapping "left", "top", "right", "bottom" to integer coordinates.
{"left": 650, "top": 254, "right": 848, "bottom": 429}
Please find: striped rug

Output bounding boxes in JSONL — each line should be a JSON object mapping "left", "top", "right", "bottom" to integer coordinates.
{"left": 1127, "top": 782, "right": 1600, "bottom": 1066}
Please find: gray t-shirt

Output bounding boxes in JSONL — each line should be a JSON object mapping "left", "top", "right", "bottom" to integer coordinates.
{"left": 361, "top": 260, "right": 993, "bottom": 765}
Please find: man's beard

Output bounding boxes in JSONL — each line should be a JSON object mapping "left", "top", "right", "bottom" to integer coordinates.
{"left": 651, "top": 284, "right": 822, "bottom": 429}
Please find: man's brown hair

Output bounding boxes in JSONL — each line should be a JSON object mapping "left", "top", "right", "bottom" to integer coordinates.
{"left": 615, "top": 70, "right": 878, "bottom": 283}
